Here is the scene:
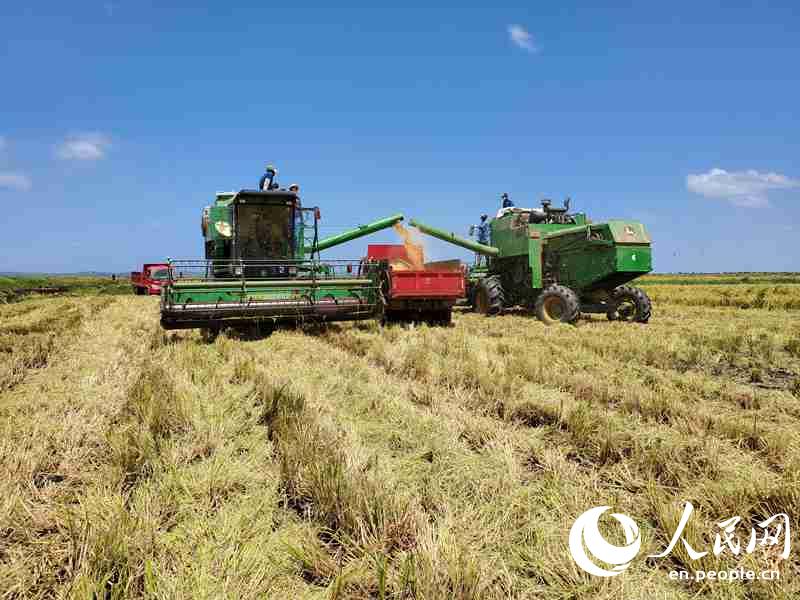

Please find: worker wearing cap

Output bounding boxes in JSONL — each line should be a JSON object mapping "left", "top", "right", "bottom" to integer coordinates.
{"left": 288, "top": 183, "right": 300, "bottom": 195}
{"left": 496, "top": 192, "right": 517, "bottom": 218}
{"left": 469, "top": 214, "right": 490, "bottom": 266}
{"left": 258, "top": 164, "right": 278, "bottom": 191}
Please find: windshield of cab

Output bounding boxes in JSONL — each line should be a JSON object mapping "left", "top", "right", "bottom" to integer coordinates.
{"left": 237, "top": 203, "right": 294, "bottom": 260}
{"left": 148, "top": 268, "right": 170, "bottom": 280}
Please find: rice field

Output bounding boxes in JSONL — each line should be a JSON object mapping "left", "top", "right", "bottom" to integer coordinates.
{"left": 1, "top": 278, "right": 799, "bottom": 599}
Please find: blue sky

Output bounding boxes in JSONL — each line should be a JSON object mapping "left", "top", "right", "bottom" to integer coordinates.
{"left": 1, "top": 1, "right": 798, "bottom": 273}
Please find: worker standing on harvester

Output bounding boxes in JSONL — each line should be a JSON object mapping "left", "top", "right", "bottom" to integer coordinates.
{"left": 469, "top": 214, "right": 490, "bottom": 266}
{"left": 497, "top": 192, "right": 516, "bottom": 218}
{"left": 258, "top": 164, "right": 278, "bottom": 191}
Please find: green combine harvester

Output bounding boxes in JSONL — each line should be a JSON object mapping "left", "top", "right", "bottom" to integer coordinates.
{"left": 410, "top": 198, "right": 653, "bottom": 324}
{"left": 160, "top": 186, "right": 403, "bottom": 337}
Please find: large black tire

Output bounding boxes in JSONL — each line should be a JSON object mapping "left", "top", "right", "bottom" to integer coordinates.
{"left": 534, "top": 285, "right": 580, "bottom": 325}
{"left": 607, "top": 285, "right": 651, "bottom": 323}
{"left": 474, "top": 275, "right": 505, "bottom": 316}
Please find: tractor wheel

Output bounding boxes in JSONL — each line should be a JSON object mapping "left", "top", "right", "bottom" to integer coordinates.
{"left": 534, "top": 285, "right": 580, "bottom": 325}
{"left": 474, "top": 275, "right": 505, "bottom": 316}
{"left": 607, "top": 286, "right": 651, "bottom": 323}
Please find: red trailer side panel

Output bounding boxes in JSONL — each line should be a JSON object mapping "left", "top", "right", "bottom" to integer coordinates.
{"left": 389, "top": 270, "right": 465, "bottom": 300}
{"left": 367, "top": 244, "right": 466, "bottom": 307}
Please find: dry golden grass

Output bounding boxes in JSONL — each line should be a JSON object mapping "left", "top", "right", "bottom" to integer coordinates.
{"left": 644, "top": 284, "right": 800, "bottom": 310}
{"left": 1, "top": 283, "right": 799, "bottom": 599}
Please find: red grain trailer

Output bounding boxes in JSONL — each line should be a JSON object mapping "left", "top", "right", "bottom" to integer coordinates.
{"left": 366, "top": 244, "right": 465, "bottom": 325}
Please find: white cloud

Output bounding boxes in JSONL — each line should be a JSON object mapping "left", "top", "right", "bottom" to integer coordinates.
{"left": 56, "top": 132, "right": 111, "bottom": 161}
{"left": 508, "top": 24, "right": 538, "bottom": 53}
{"left": 686, "top": 168, "right": 800, "bottom": 208}
{"left": 0, "top": 172, "right": 32, "bottom": 192}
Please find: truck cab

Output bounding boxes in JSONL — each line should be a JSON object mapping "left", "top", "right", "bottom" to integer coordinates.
{"left": 131, "top": 263, "right": 170, "bottom": 295}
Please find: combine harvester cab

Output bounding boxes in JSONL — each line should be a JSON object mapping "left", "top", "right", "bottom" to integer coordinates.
{"left": 160, "top": 188, "right": 404, "bottom": 335}
{"left": 409, "top": 199, "right": 654, "bottom": 324}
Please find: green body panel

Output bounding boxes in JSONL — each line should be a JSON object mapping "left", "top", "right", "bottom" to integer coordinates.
{"left": 489, "top": 215, "right": 528, "bottom": 257}
{"left": 540, "top": 220, "right": 652, "bottom": 291}
{"left": 616, "top": 245, "right": 652, "bottom": 272}
{"left": 208, "top": 206, "right": 233, "bottom": 240}
{"left": 528, "top": 237, "right": 543, "bottom": 288}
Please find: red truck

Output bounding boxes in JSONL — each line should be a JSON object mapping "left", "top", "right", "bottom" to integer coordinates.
{"left": 131, "top": 263, "right": 170, "bottom": 296}
{"left": 366, "top": 244, "right": 465, "bottom": 325}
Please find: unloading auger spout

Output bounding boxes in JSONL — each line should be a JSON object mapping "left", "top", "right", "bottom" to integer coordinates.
{"left": 309, "top": 214, "right": 405, "bottom": 253}
{"left": 409, "top": 219, "right": 500, "bottom": 256}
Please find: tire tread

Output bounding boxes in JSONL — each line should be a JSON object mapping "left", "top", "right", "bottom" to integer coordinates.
{"left": 612, "top": 285, "right": 652, "bottom": 323}
{"left": 534, "top": 285, "right": 581, "bottom": 324}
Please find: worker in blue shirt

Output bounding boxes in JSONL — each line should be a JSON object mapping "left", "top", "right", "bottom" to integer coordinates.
{"left": 474, "top": 214, "right": 490, "bottom": 244}
{"left": 501, "top": 192, "right": 514, "bottom": 208}
{"left": 469, "top": 214, "right": 490, "bottom": 266}
{"left": 258, "top": 164, "right": 278, "bottom": 191}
